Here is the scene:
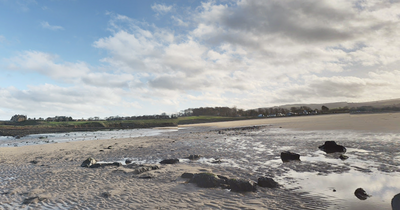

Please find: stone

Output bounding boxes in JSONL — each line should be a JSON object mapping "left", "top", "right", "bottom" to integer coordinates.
{"left": 101, "top": 192, "right": 112, "bottom": 198}
{"left": 188, "top": 155, "right": 201, "bottom": 160}
{"left": 138, "top": 175, "right": 152, "bottom": 179}
{"left": 160, "top": 158, "right": 179, "bottom": 164}
{"left": 339, "top": 154, "right": 349, "bottom": 160}
{"left": 392, "top": 193, "right": 400, "bottom": 210}
{"left": 189, "top": 173, "right": 222, "bottom": 188}
{"left": 257, "top": 177, "right": 279, "bottom": 188}
{"left": 354, "top": 188, "right": 370, "bottom": 200}
{"left": 211, "top": 159, "right": 222, "bottom": 164}
{"left": 181, "top": 173, "right": 194, "bottom": 179}
{"left": 81, "top": 157, "right": 97, "bottom": 167}
{"left": 125, "top": 159, "right": 132, "bottom": 164}
{"left": 113, "top": 162, "right": 122, "bottom": 167}
{"left": 280, "top": 151, "right": 300, "bottom": 162}
{"left": 318, "top": 141, "right": 346, "bottom": 153}
{"left": 22, "top": 196, "right": 46, "bottom": 205}
{"left": 228, "top": 179, "right": 257, "bottom": 192}
{"left": 30, "top": 160, "right": 39, "bottom": 164}
{"left": 133, "top": 165, "right": 159, "bottom": 174}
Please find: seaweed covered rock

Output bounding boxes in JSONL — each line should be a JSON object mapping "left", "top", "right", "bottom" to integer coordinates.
{"left": 280, "top": 151, "right": 300, "bottom": 162}
{"left": 319, "top": 141, "right": 346, "bottom": 153}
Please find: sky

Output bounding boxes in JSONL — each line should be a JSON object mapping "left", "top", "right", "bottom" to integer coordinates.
{"left": 1, "top": 0, "right": 400, "bottom": 120}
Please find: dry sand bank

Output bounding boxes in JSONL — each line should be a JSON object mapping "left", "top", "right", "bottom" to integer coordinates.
{"left": 180, "top": 113, "right": 400, "bottom": 133}
{"left": 0, "top": 113, "right": 399, "bottom": 209}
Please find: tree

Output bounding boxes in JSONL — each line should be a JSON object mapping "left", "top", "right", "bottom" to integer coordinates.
{"left": 321, "top": 105, "right": 329, "bottom": 112}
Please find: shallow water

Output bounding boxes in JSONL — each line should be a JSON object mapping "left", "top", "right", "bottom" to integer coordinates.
{"left": 0, "top": 128, "right": 177, "bottom": 147}
{"left": 168, "top": 127, "right": 400, "bottom": 209}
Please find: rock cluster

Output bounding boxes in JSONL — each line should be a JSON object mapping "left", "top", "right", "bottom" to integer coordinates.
{"left": 182, "top": 172, "right": 278, "bottom": 193}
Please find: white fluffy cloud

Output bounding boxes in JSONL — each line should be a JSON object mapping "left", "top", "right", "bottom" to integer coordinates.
{"left": 41, "top": 21, "right": 64, "bottom": 30}
{"left": 3, "top": 0, "right": 400, "bottom": 119}
{"left": 151, "top": 3, "right": 173, "bottom": 15}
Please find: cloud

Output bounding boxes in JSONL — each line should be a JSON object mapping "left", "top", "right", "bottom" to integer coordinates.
{"left": 90, "top": 0, "right": 400, "bottom": 110}
{"left": 3, "top": 0, "right": 400, "bottom": 119}
{"left": 151, "top": 3, "right": 173, "bottom": 15}
{"left": 41, "top": 21, "right": 64, "bottom": 30}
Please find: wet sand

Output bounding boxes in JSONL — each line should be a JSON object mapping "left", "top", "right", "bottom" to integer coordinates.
{"left": 181, "top": 113, "right": 400, "bottom": 132}
{"left": 0, "top": 113, "right": 399, "bottom": 209}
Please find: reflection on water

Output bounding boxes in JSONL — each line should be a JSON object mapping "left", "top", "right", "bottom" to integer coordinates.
{"left": 175, "top": 127, "right": 400, "bottom": 210}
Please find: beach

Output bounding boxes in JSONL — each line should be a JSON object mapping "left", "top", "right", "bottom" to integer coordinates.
{"left": 1, "top": 113, "right": 400, "bottom": 209}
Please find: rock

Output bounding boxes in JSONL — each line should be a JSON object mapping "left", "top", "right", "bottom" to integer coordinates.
{"left": 101, "top": 192, "right": 112, "bottom": 198}
{"left": 138, "top": 175, "right": 152, "bottom": 179}
{"left": 188, "top": 155, "right": 201, "bottom": 160}
{"left": 339, "top": 154, "right": 349, "bottom": 160}
{"left": 211, "top": 159, "right": 222, "bottom": 164}
{"left": 81, "top": 157, "right": 97, "bottom": 167}
{"left": 181, "top": 173, "right": 194, "bottom": 179}
{"left": 318, "top": 141, "right": 346, "bottom": 153}
{"left": 189, "top": 173, "right": 222, "bottom": 188}
{"left": 133, "top": 165, "right": 159, "bottom": 174}
{"left": 392, "top": 193, "right": 400, "bottom": 210}
{"left": 160, "top": 159, "right": 179, "bottom": 164}
{"left": 30, "top": 160, "right": 39, "bottom": 164}
{"left": 113, "top": 162, "right": 122, "bottom": 167}
{"left": 228, "top": 179, "right": 257, "bottom": 192}
{"left": 22, "top": 196, "right": 47, "bottom": 204}
{"left": 257, "top": 177, "right": 279, "bottom": 188}
{"left": 280, "top": 151, "right": 300, "bottom": 162}
{"left": 217, "top": 175, "right": 228, "bottom": 180}
{"left": 354, "top": 188, "right": 370, "bottom": 200}
{"left": 107, "top": 146, "right": 113, "bottom": 149}
{"left": 125, "top": 159, "right": 132, "bottom": 164}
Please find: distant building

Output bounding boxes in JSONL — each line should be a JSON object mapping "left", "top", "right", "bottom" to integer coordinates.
{"left": 10, "top": 115, "right": 27, "bottom": 122}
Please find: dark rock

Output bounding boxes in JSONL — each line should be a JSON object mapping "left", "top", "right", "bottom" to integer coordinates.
{"left": 189, "top": 173, "right": 222, "bottom": 188}
{"left": 319, "top": 141, "right": 346, "bottom": 153}
{"left": 211, "top": 159, "right": 222, "bottom": 164}
{"left": 354, "top": 188, "right": 370, "bottom": 200}
{"left": 81, "top": 157, "right": 96, "bottom": 167}
{"left": 188, "top": 155, "right": 201, "bottom": 160}
{"left": 257, "top": 177, "right": 279, "bottom": 188}
{"left": 181, "top": 173, "right": 194, "bottom": 179}
{"left": 133, "top": 165, "right": 159, "bottom": 174}
{"left": 392, "top": 193, "right": 400, "bottom": 210}
{"left": 101, "top": 192, "right": 112, "bottom": 198}
{"left": 125, "top": 159, "right": 132, "bottom": 164}
{"left": 107, "top": 146, "right": 113, "bottom": 149}
{"left": 138, "top": 176, "right": 152, "bottom": 179}
{"left": 22, "top": 196, "right": 46, "bottom": 204}
{"left": 280, "top": 151, "right": 300, "bottom": 162}
{"left": 228, "top": 179, "right": 257, "bottom": 192}
{"left": 160, "top": 159, "right": 179, "bottom": 164}
{"left": 30, "top": 160, "right": 39, "bottom": 164}
{"left": 217, "top": 175, "right": 228, "bottom": 180}
{"left": 339, "top": 154, "right": 349, "bottom": 160}
{"left": 113, "top": 162, "right": 122, "bottom": 167}
{"left": 99, "top": 150, "right": 104, "bottom": 152}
